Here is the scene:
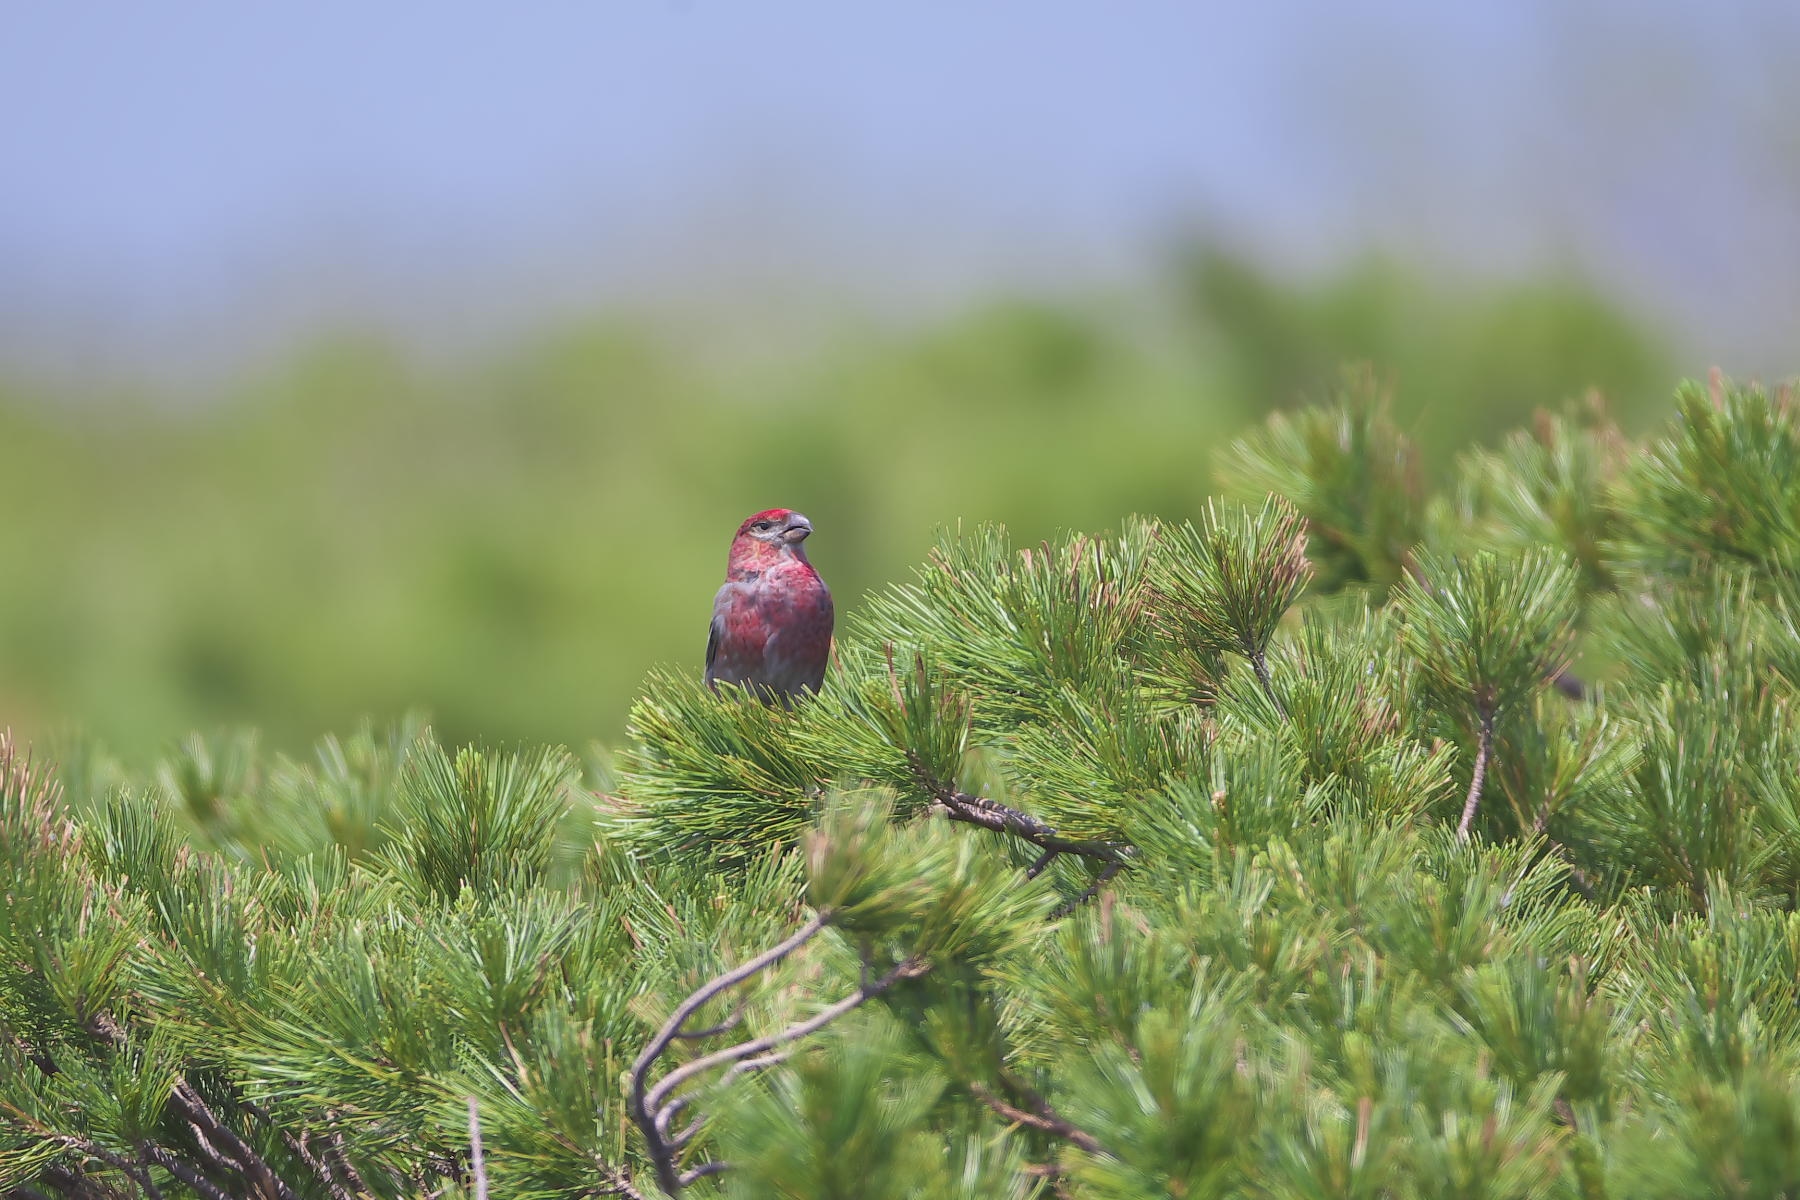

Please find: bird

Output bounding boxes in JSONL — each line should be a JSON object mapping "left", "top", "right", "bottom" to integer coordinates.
{"left": 705, "top": 509, "right": 835, "bottom": 702}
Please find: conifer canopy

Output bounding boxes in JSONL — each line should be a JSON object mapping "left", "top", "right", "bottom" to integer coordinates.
{"left": 7, "top": 377, "right": 1800, "bottom": 1199}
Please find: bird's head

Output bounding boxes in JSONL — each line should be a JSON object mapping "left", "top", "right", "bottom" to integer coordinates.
{"left": 729, "top": 509, "right": 816, "bottom": 571}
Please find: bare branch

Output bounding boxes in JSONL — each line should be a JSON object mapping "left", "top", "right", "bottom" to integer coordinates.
{"left": 678, "top": 1161, "right": 731, "bottom": 1186}
{"left": 1247, "top": 644, "right": 1285, "bottom": 717}
{"left": 936, "top": 790, "right": 1128, "bottom": 865}
{"left": 647, "top": 956, "right": 930, "bottom": 1115}
{"left": 466, "top": 1098, "right": 489, "bottom": 1200}
{"left": 278, "top": 1129, "right": 356, "bottom": 1200}
{"left": 168, "top": 1080, "right": 299, "bottom": 1200}
{"left": 719, "top": 1048, "right": 793, "bottom": 1087}
{"left": 630, "top": 912, "right": 829, "bottom": 1101}
{"left": 627, "top": 913, "right": 832, "bottom": 1195}
{"left": 324, "top": 1126, "right": 375, "bottom": 1200}
{"left": 139, "top": 1145, "right": 230, "bottom": 1200}
{"left": 628, "top": 919, "right": 932, "bottom": 1195}
{"left": 1456, "top": 707, "right": 1497, "bottom": 840}
{"left": 605, "top": 1171, "right": 651, "bottom": 1200}
{"left": 673, "top": 1007, "right": 745, "bottom": 1041}
{"left": 180, "top": 1121, "right": 244, "bottom": 1176}
{"left": 969, "top": 1083, "right": 1106, "bottom": 1156}
{"left": 654, "top": 1095, "right": 691, "bottom": 1137}
{"left": 240, "top": 1102, "right": 357, "bottom": 1200}
{"left": 1049, "top": 861, "right": 1125, "bottom": 920}
{"left": 669, "top": 1119, "right": 704, "bottom": 1152}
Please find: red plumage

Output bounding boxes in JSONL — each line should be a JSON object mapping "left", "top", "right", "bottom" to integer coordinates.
{"left": 704, "top": 509, "right": 835, "bottom": 702}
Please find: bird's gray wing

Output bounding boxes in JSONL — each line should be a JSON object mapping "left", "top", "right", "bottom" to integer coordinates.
{"left": 705, "top": 612, "right": 723, "bottom": 679}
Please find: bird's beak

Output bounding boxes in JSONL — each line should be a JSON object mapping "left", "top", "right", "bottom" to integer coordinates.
{"left": 781, "top": 514, "right": 814, "bottom": 543}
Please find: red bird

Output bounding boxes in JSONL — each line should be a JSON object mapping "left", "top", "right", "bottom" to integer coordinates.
{"left": 705, "top": 509, "right": 835, "bottom": 702}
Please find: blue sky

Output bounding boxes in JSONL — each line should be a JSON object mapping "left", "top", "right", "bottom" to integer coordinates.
{"left": 3, "top": 0, "right": 1795, "bottom": 379}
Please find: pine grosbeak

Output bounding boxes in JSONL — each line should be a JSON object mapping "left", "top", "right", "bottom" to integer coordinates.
{"left": 705, "top": 509, "right": 834, "bottom": 701}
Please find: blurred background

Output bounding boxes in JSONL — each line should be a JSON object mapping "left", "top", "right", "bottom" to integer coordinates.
{"left": 1, "top": 0, "right": 1794, "bottom": 759}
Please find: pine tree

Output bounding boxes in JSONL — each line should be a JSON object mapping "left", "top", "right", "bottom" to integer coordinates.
{"left": 6, "top": 377, "right": 1800, "bottom": 1199}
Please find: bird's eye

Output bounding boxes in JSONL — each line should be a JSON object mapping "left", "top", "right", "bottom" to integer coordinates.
{"left": 753, "top": 521, "right": 773, "bottom": 531}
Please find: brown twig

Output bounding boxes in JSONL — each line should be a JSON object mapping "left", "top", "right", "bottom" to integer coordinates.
{"left": 968, "top": 1083, "right": 1105, "bottom": 1156}
{"left": 139, "top": 1145, "right": 230, "bottom": 1200}
{"left": 628, "top": 914, "right": 824, "bottom": 1192}
{"left": 1247, "top": 643, "right": 1285, "bottom": 716}
{"left": 606, "top": 1173, "right": 650, "bottom": 1200}
{"left": 627, "top": 913, "right": 932, "bottom": 1194}
{"left": 1049, "top": 861, "right": 1125, "bottom": 920}
{"left": 49, "top": 1139, "right": 166, "bottom": 1200}
{"left": 278, "top": 1128, "right": 356, "bottom": 1200}
{"left": 673, "top": 1007, "right": 745, "bottom": 1040}
{"left": 940, "top": 790, "right": 1128, "bottom": 864}
{"left": 238, "top": 1101, "right": 358, "bottom": 1200}
{"left": 169, "top": 1080, "right": 298, "bottom": 1200}
{"left": 466, "top": 1098, "right": 489, "bottom": 1200}
{"left": 1456, "top": 707, "right": 1496, "bottom": 840}
{"left": 647, "top": 957, "right": 930, "bottom": 1118}
{"left": 323, "top": 1125, "right": 374, "bottom": 1200}
{"left": 73, "top": 1015, "right": 299, "bottom": 1200}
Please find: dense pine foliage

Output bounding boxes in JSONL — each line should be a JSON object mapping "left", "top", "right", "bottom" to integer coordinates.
{"left": 9, "top": 375, "right": 1800, "bottom": 1199}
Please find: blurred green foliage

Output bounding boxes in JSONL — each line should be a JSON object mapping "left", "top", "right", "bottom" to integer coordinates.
{"left": 0, "top": 252, "right": 1673, "bottom": 756}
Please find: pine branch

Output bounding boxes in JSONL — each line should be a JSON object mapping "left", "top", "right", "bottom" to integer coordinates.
{"left": 646, "top": 956, "right": 931, "bottom": 1117}
{"left": 1513, "top": 834, "right": 1598, "bottom": 902}
{"left": 1247, "top": 644, "right": 1284, "bottom": 715}
{"left": 677, "top": 1161, "right": 731, "bottom": 1187}
{"left": 239, "top": 1102, "right": 357, "bottom": 1200}
{"left": 1049, "top": 861, "right": 1125, "bottom": 919}
{"left": 4, "top": 1165, "right": 82, "bottom": 1200}
{"left": 74, "top": 1016, "right": 301, "bottom": 1200}
{"left": 177, "top": 1120, "right": 244, "bottom": 1177}
{"left": 168, "top": 1080, "right": 297, "bottom": 1200}
{"left": 1457, "top": 706, "right": 1496, "bottom": 840}
{"left": 673, "top": 1008, "right": 745, "bottom": 1040}
{"left": 968, "top": 1082, "right": 1105, "bottom": 1156}
{"left": 628, "top": 911, "right": 931, "bottom": 1195}
{"left": 279, "top": 1129, "right": 356, "bottom": 1200}
{"left": 907, "top": 752, "right": 1130, "bottom": 866}
{"left": 936, "top": 788, "right": 1128, "bottom": 864}
{"left": 466, "top": 1098, "right": 489, "bottom": 1200}
{"left": 322, "top": 1122, "right": 375, "bottom": 1200}
{"left": 628, "top": 914, "right": 830, "bottom": 1194}
{"left": 606, "top": 1173, "right": 650, "bottom": 1200}
{"left": 139, "top": 1145, "right": 231, "bottom": 1200}
{"left": 32, "top": 1166, "right": 96, "bottom": 1200}
{"left": 51, "top": 1139, "right": 167, "bottom": 1200}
